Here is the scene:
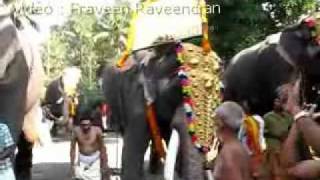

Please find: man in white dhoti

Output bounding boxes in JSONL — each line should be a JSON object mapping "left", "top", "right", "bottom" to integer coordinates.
{"left": 70, "top": 110, "right": 110, "bottom": 180}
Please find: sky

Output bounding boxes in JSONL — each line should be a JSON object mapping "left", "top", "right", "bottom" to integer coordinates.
{"left": 24, "top": 0, "right": 124, "bottom": 44}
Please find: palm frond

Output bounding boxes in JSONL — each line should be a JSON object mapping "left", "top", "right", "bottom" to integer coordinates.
{"left": 93, "top": 32, "right": 110, "bottom": 43}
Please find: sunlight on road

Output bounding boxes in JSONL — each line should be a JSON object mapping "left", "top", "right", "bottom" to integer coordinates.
{"left": 33, "top": 134, "right": 124, "bottom": 167}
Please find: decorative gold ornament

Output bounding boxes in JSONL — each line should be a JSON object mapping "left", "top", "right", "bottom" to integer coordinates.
{"left": 181, "top": 43, "right": 221, "bottom": 149}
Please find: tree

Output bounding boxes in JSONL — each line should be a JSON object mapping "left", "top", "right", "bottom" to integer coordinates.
{"left": 208, "top": 0, "right": 318, "bottom": 61}
{"left": 42, "top": 0, "right": 132, "bottom": 103}
{"left": 93, "top": 0, "right": 131, "bottom": 64}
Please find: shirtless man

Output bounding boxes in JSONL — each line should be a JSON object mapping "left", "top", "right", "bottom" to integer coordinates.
{"left": 280, "top": 81, "right": 320, "bottom": 179}
{"left": 70, "top": 111, "right": 110, "bottom": 180}
{"left": 213, "top": 101, "right": 252, "bottom": 180}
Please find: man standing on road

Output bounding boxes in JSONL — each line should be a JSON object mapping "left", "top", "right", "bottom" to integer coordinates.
{"left": 213, "top": 101, "right": 252, "bottom": 180}
{"left": 70, "top": 109, "right": 110, "bottom": 180}
{"left": 0, "top": 122, "right": 16, "bottom": 180}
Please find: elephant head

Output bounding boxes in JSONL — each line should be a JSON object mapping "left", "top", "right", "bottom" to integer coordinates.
{"left": 101, "top": 35, "right": 221, "bottom": 180}
{"left": 279, "top": 13, "right": 320, "bottom": 74}
{"left": 43, "top": 66, "right": 81, "bottom": 126}
{"left": 141, "top": 40, "right": 220, "bottom": 180}
{"left": 223, "top": 13, "right": 320, "bottom": 115}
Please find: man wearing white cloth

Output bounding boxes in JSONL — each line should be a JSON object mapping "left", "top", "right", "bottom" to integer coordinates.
{"left": 70, "top": 110, "right": 110, "bottom": 180}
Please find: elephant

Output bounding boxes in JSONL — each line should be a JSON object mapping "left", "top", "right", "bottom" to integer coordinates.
{"left": 42, "top": 66, "right": 81, "bottom": 136}
{"left": 223, "top": 15, "right": 320, "bottom": 116}
{"left": 0, "top": 3, "right": 45, "bottom": 180}
{"left": 101, "top": 39, "right": 221, "bottom": 180}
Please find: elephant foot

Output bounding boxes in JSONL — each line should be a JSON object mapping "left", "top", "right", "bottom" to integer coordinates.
{"left": 15, "top": 132, "right": 33, "bottom": 180}
{"left": 149, "top": 161, "right": 162, "bottom": 174}
{"left": 50, "top": 123, "right": 58, "bottom": 137}
{"left": 15, "top": 169, "right": 32, "bottom": 180}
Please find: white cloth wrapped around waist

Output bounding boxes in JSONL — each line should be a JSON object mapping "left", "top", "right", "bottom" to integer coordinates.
{"left": 78, "top": 151, "right": 100, "bottom": 165}
{"left": 76, "top": 151, "right": 101, "bottom": 180}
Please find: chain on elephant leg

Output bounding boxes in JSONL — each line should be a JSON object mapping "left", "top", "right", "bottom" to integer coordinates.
{"left": 14, "top": 133, "right": 33, "bottom": 180}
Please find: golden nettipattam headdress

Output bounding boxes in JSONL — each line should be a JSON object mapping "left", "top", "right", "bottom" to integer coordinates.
{"left": 176, "top": 42, "right": 221, "bottom": 153}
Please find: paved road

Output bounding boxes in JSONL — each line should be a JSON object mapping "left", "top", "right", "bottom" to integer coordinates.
{"left": 32, "top": 133, "right": 164, "bottom": 180}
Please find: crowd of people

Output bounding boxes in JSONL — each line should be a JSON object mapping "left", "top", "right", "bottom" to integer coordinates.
{"left": 212, "top": 81, "right": 320, "bottom": 180}
{"left": 0, "top": 64, "right": 319, "bottom": 180}
{"left": 63, "top": 78, "right": 320, "bottom": 180}
{"left": 1, "top": 81, "right": 320, "bottom": 180}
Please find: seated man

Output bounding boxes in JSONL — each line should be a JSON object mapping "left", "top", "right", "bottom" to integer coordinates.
{"left": 0, "top": 123, "right": 16, "bottom": 180}
{"left": 213, "top": 101, "right": 252, "bottom": 180}
{"left": 70, "top": 109, "right": 110, "bottom": 180}
{"left": 280, "top": 81, "right": 320, "bottom": 179}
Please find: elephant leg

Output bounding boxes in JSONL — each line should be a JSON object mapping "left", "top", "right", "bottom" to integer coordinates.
{"left": 171, "top": 106, "right": 205, "bottom": 180}
{"left": 121, "top": 117, "right": 151, "bottom": 180}
{"left": 50, "top": 122, "right": 58, "bottom": 137}
{"left": 15, "top": 132, "right": 33, "bottom": 180}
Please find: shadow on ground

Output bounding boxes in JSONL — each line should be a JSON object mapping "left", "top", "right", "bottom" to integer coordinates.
{"left": 32, "top": 162, "right": 70, "bottom": 180}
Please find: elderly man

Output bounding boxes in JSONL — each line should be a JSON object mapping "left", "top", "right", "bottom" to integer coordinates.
{"left": 213, "top": 101, "right": 252, "bottom": 180}
{"left": 280, "top": 81, "right": 320, "bottom": 179}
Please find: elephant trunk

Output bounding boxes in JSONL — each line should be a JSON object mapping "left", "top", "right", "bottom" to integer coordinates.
{"left": 164, "top": 128, "right": 180, "bottom": 180}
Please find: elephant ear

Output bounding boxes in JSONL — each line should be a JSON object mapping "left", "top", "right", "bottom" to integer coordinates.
{"left": 294, "top": 24, "right": 312, "bottom": 40}
{"left": 0, "top": 5, "right": 22, "bottom": 78}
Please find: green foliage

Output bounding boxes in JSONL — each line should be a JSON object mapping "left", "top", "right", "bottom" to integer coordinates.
{"left": 42, "top": 1, "right": 131, "bottom": 100}
{"left": 208, "top": 0, "right": 318, "bottom": 61}
{"left": 42, "top": 0, "right": 319, "bottom": 102}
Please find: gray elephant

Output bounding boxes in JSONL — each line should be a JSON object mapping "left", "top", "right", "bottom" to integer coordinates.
{"left": 0, "top": 2, "right": 45, "bottom": 180}
{"left": 42, "top": 67, "right": 81, "bottom": 136}
{"left": 223, "top": 14, "right": 320, "bottom": 115}
{"left": 101, "top": 40, "right": 220, "bottom": 180}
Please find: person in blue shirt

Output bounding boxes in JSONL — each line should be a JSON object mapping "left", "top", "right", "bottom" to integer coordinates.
{"left": 0, "top": 123, "right": 16, "bottom": 180}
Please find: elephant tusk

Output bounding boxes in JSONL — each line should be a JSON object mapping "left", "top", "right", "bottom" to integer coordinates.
{"left": 160, "top": 139, "right": 168, "bottom": 163}
{"left": 164, "top": 129, "right": 180, "bottom": 180}
{"left": 205, "top": 170, "right": 214, "bottom": 180}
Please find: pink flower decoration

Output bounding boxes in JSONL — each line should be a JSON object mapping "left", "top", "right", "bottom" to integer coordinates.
{"left": 181, "top": 79, "right": 190, "bottom": 86}
{"left": 316, "top": 36, "right": 320, "bottom": 45}
{"left": 305, "top": 17, "right": 316, "bottom": 28}
{"left": 176, "top": 45, "right": 183, "bottom": 53}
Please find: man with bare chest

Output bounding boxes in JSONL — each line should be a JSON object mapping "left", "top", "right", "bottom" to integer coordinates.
{"left": 70, "top": 113, "right": 110, "bottom": 180}
{"left": 213, "top": 102, "right": 252, "bottom": 180}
